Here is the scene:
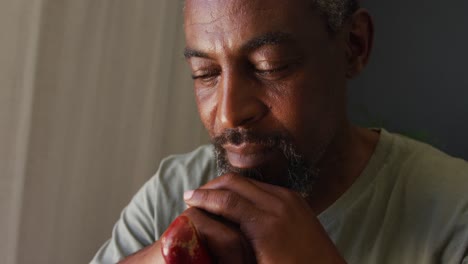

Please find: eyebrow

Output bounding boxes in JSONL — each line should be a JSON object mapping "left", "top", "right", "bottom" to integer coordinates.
{"left": 183, "top": 49, "right": 210, "bottom": 59}
{"left": 242, "top": 31, "right": 294, "bottom": 52}
{"left": 183, "top": 31, "right": 294, "bottom": 59}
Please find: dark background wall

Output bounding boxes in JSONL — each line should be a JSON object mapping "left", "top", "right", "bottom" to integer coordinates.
{"left": 348, "top": 1, "right": 468, "bottom": 160}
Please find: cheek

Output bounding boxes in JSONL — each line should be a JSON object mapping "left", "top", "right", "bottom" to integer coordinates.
{"left": 266, "top": 69, "right": 344, "bottom": 145}
{"left": 267, "top": 72, "right": 324, "bottom": 121}
{"left": 195, "top": 89, "right": 218, "bottom": 137}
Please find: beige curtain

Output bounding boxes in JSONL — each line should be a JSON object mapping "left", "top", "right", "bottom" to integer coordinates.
{"left": 0, "top": 1, "right": 208, "bottom": 263}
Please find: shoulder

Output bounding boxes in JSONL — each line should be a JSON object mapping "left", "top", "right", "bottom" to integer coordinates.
{"left": 388, "top": 131, "right": 468, "bottom": 200}
{"left": 380, "top": 131, "right": 468, "bottom": 260}
{"left": 90, "top": 145, "right": 217, "bottom": 262}
{"left": 383, "top": 130, "right": 468, "bottom": 225}
{"left": 156, "top": 144, "right": 217, "bottom": 189}
{"left": 150, "top": 145, "right": 217, "bottom": 237}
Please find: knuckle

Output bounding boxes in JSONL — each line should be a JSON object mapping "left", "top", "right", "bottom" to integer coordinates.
{"left": 182, "top": 207, "right": 200, "bottom": 218}
{"left": 220, "top": 173, "right": 239, "bottom": 185}
{"left": 200, "top": 189, "right": 211, "bottom": 200}
{"left": 193, "top": 189, "right": 211, "bottom": 202}
{"left": 263, "top": 214, "right": 282, "bottom": 230}
{"left": 270, "top": 199, "right": 295, "bottom": 220}
{"left": 283, "top": 189, "right": 301, "bottom": 201}
{"left": 222, "top": 192, "right": 240, "bottom": 210}
{"left": 272, "top": 200, "right": 288, "bottom": 215}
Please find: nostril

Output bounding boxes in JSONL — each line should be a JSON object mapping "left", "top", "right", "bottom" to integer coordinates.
{"left": 226, "top": 130, "right": 243, "bottom": 145}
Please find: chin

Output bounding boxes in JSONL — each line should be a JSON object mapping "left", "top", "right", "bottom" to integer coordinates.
{"left": 218, "top": 154, "right": 302, "bottom": 192}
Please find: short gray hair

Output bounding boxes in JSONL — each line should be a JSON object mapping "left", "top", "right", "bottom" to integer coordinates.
{"left": 313, "top": 0, "right": 360, "bottom": 32}
{"left": 183, "top": 0, "right": 360, "bottom": 33}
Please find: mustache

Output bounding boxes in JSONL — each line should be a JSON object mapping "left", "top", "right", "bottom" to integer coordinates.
{"left": 211, "top": 128, "right": 317, "bottom": 197}
{"left": 211, "top": 128, "right": 291, "bottom": 148}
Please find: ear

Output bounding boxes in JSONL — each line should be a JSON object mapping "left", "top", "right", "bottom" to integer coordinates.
{"left": 345, "top": 9, "right": 374, "bottom": 79}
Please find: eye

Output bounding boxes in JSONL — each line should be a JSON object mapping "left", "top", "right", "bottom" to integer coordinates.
{"left": 254, "top": 63, "right": 292, "bottom": 80}
{"left": 191, "top": 70, "right": 221, "bottom": 86}
{"left": 255, "top": 64, "right": 290, "bottom": 76}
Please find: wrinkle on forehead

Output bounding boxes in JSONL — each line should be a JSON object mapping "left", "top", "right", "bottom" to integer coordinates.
{"left": 185, "top": 0, "right": 277, "bottom": 28}
{"left": 184, "top": 0, "right": 316, "bottom": 56}
{"left": 185, "top": 1, "right": 270, "bottom": 53}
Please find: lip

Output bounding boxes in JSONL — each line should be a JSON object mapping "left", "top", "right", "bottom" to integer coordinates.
{"left": 224, "top": 143, "right": 275, "bottom": 169}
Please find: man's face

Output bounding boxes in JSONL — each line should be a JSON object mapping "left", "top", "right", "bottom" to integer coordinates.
{"left": 184, "top": 0, "right": 349, "bottom": 193}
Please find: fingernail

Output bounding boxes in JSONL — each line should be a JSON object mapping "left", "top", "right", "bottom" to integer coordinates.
{"left": 184, "top": 190, "right": 194, "bottom": 200}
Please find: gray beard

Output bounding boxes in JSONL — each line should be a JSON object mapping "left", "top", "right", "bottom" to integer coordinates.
{"left": 212, "top": 129, "right": 322, "bottom": 197}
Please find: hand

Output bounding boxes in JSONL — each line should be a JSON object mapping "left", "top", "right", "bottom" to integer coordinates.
{"left": 176, "top": 207, "right": 256, "bottom": 264}
{"left": 119, "top": 207, "right": 255, "bottom": 264}
{"left": 184, "top": 174, "right": 346, "bottom": 264}
{"left": 159, "top": 215, "right": 213, "bottom": 264}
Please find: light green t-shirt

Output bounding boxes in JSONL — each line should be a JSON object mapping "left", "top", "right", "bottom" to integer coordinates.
{"left": 91, "top": 129, "right": 468, "bottom": 263}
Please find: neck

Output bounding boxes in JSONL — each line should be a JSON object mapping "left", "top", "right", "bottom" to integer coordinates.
{"left": 307, "top": 123, "right": 380, "bottom": 214}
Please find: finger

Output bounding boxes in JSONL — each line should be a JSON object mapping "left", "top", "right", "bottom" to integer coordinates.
{"left": 224, "top": 177, "right": 313, "bottom": 218}
{"left": 244, "top": 177, "right": 301, "bottom": 201}
{"left": 200, "top": 174, "right": 282, "bottom": 208}
{"left": 183, "top": 208, "right": 256, "bottom": 264}
{"left": 184, "top": 189, "right": 262, "bottom": 226}
{"left": 246, "top": 178, "right": 313, "bottom": 214}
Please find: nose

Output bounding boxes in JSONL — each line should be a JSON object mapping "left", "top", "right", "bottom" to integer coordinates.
{"left": 217, "top": 69, "right": 268, "bottom": 129}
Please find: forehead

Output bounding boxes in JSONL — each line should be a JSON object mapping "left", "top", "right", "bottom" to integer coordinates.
{"left": 184, "top": 0, "right": 306, "bottom": 25}
{"left": 184, "top": 0, "right": 321, "bottom": 54}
